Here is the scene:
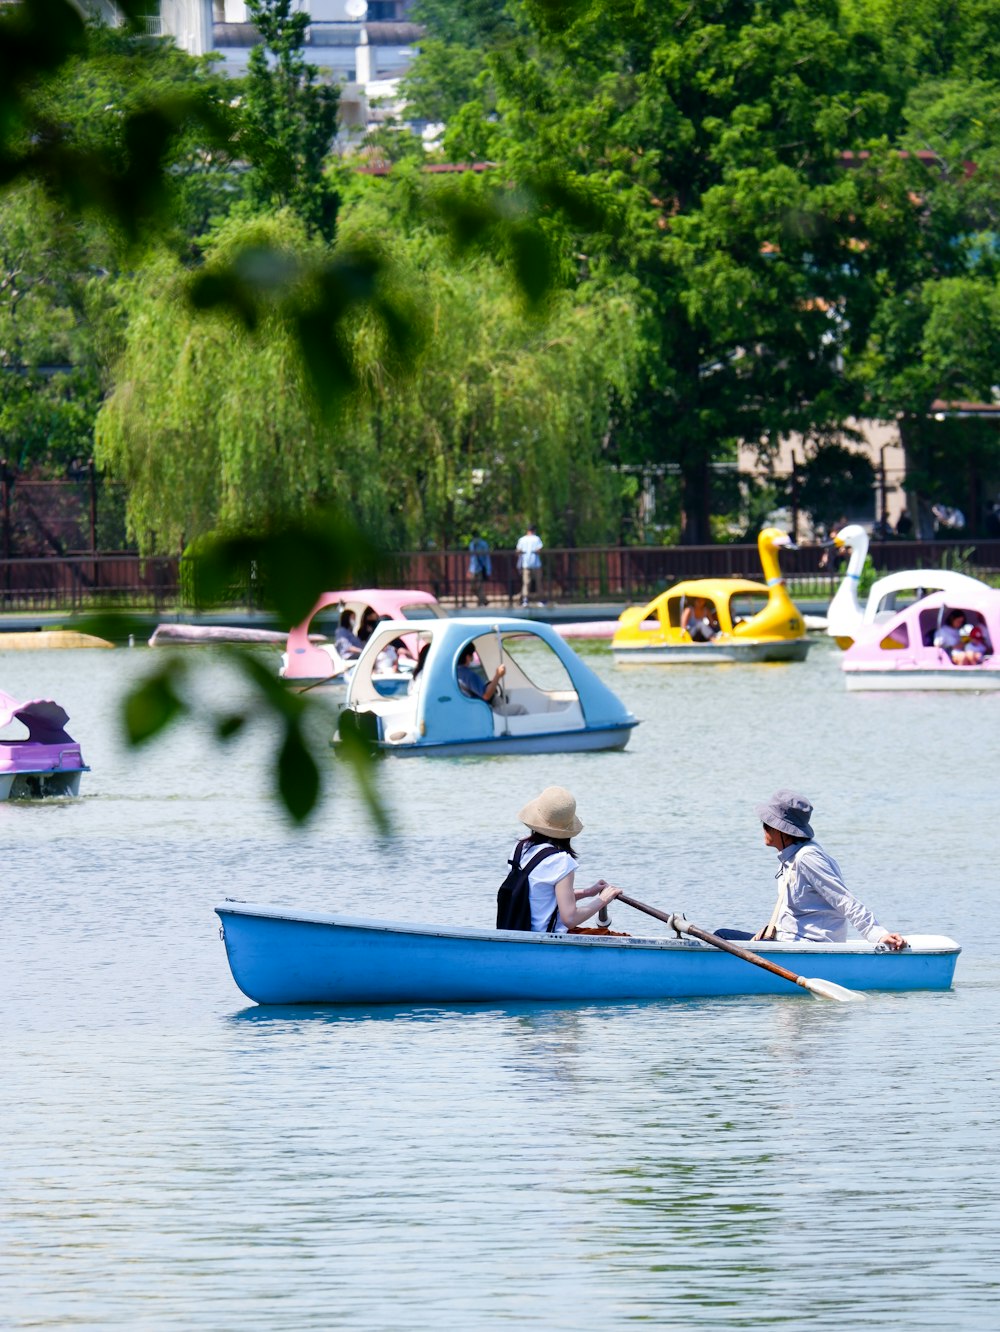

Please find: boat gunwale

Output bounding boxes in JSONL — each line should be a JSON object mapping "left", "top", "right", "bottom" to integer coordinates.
{"left": 367, "top": 717, "right": 641, "bottom": 752}
{"left": 215, "top": 902, "right": 961, "bottom": 957}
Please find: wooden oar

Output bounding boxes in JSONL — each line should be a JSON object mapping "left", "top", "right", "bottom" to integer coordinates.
{"left": 618, "top": 893, "right": 865, "bottom": 1002}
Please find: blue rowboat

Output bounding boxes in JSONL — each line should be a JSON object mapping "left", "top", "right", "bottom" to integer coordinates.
{"left": 216, "top": 902, "right": 960, "bottom": 1005}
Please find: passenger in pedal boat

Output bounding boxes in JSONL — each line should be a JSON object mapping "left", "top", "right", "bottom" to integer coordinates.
{"left": 509, "top": 786, "right": 622, "bottom": 933}
{"left": 333, "top": 609, "right": 364, "bottom": 660}
{"left": 456, "top": 643, "right": 528, "bottom": 716}
{"left": 933, "top": 609, "right": 987, "bottom": 665}
{"left": 680, "top": 596, "right": 719, "bottom": 643}
{"left": 716, "top": 790, "right": 907, "bottom": 950}
{"left": 407, "top": 641, "right": 431, "bottom": 695}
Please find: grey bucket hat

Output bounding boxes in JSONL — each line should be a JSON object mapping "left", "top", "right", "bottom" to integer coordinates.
{"left": 756, "top": 790, "right": 814, "bottom": 839}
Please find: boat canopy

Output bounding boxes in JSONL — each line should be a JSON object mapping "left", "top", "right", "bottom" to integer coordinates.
{"left": 622, "top": 578, "right": 771, "bottom": 635}
{"left": 850, "top": 587, "right": 1000, "bottom": 654}
{"left": 284, "top": 588, "right": 444, "bottom": 682}
{"left": 345, "top": 616, "right": 636, "bottom": 745}
{"left": 862, "top": 570, "right": 991, "bottom": 625}
{"left": 0, "top": 691, "right": 74, "bottom": 744}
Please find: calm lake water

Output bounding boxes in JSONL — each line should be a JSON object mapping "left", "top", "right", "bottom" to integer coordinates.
{"left": 3, "top": 636, "right": 998, "bottom": 1329}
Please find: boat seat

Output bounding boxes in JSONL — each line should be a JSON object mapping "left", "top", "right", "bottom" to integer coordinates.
{"left": 492, "top": 697, "right": 585, "bottom": 736}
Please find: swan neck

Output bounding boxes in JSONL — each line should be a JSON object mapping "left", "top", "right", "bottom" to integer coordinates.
{"left": 758, "top": 538, "right": 784, "bottom": 586}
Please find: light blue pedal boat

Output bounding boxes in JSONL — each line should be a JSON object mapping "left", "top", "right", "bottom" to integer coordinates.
{"left": 336, "top": 617, "right": 638, "bottom": 755}
{"left": 216, "top": 901, "right": 960, "bottom": 1006}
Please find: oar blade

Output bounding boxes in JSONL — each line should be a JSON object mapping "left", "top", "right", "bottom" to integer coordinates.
{"left": 804, "top": 976, "right": 866, "bottom": 1002}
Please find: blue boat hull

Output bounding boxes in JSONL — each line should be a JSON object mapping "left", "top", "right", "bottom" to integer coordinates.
{"left": 374, "top": 722, "right": 637, "bottom": 756}
{"left": 216, "top": 904, "right": 960, "bottom": 1005}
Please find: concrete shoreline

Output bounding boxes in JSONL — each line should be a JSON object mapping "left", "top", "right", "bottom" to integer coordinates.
{"left": 0, "top": 597, "right": 833, "bottom": 642}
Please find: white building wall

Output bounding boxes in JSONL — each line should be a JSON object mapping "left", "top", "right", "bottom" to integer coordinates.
{"left": 154, "top": 1, "right": 415, "bottom": 124}
{"left": 160, "top": 0, "right": 212, "bottom": 53}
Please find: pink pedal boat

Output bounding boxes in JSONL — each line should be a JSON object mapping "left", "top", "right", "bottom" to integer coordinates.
{"left": 842, "top": 587, "right": 1000, "bottom": 691}
{"left": 0, "top": 691, "right": 89, "bottom": 798}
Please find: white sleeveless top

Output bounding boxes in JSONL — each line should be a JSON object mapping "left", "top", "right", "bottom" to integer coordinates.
{"left": 515, "top": 841, "right": 576, "bottom": 933}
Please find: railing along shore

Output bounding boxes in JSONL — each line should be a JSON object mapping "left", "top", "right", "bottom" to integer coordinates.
{"left": 0, "top": 541, "right": 998, "bottom": 613}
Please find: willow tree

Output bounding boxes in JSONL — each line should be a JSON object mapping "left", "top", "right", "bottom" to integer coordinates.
{"left": 95, "top": 211, "right": 388, "bottom": 552}
{"left": 345, "top": 223, "right": 641, "bottom": 549}
{"left": 97, "top": 202, "right": 641, "bottom": 553}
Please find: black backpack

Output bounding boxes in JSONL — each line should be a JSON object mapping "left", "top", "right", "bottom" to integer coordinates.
{"left": 496, "top": 838, "right": 561, "bottom": 932}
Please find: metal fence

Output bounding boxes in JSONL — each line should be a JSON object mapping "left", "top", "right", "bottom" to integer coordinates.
{"left": 0, "top": 555, "right": 180, "bottom": 612}
{"left": 386, "top": 541, "right": 1000, "bottom": 607}
{"left": 0, "top": 540, "right": 998, "bottom": 613}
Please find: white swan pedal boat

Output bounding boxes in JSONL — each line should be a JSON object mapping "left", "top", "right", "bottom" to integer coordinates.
{"left": 216, "top": 902, "right": 960, "bottom": 1005}
{"left": 825, "top": 524, "right": 991, "bottom": 647}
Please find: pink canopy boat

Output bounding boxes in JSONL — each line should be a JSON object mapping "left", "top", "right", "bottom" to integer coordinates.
{"left": 842, "top": 587, "right": 1000, "bottom": 691}
{"left": 280, "top": 589, "right": 446, "bottom": 689}
{"left": 0, "top": 691, "right": 89, "bottom": 798}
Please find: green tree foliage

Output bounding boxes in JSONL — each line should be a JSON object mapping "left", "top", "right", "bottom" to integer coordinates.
{"left": 1, "top": 0, "right": 233, "bottom": 246}
{"left": 795, "top": 442, "right": 876, "bottom": 529}
{"left": 96, "top": 211, "right": 383, "bottom": 550}
{"left": 402, "top": 0, "right": 517, "bottom": 128}
{"left": 0, "top": 12, "right": 236, "bottom": 464}
{"left": 0, "top": 184, "right": 119, "bottom": 468}
{"left": 344, "top": 193, "right": 640, "bottom": 548}
{"left": 440, "top": 0, "right": 905, "bottom": 542}
{"left": 843, "top": 1, "right": 1000, "bottom": 528}
{"left": 96, "top": 197, "right": 640, "bottom": 552}
{"left": 240, "top": 0, "right": 341, "bottom": 241}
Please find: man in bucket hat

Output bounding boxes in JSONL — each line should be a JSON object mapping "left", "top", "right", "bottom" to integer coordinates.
{"left": 742, "top": 790, "right": 906, "bottom": 949}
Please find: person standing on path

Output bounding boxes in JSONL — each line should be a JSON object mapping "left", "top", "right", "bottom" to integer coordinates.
{"left": 468, "top": 533, "right": 492, "bottom": 606}
{"left": 515, "top": 524, "right": 543, "bottom": 607}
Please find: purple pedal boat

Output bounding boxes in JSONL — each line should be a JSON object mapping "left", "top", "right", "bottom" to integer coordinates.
{"left": 0, "top": 690, "right": 89, "bottom": 799}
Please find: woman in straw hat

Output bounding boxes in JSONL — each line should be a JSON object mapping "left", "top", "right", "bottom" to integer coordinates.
{"left": 513, "top": 786, "right": 622, "bottom": 933}
{"left": 746, "top": 790, "right": 905, "bottom": 949}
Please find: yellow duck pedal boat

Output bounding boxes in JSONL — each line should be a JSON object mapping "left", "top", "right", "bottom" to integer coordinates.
{"left": 611, "top": 527, "right": 810, "bottom": 664}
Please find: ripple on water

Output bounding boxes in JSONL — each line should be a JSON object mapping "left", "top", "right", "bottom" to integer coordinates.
{"left": 3, "top": 644, "right": 999, "bottom": 1328}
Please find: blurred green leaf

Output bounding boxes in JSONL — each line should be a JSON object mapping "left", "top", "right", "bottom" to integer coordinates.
{"left": 0, "top": 0, "right": 84, "bottom": 109}
{"left": 123, "top": 662, "right": 188, "bottom": 745}
{"left": 215, "top": 713, "right": 247, "bottom": 742}
{"left": 427, "top": 182, "right": 562, "bottom": 310}
{"left": 508, "top": 222, "right": 554, "bottom": 310}
{"left": 335, "top": 724, "right": 390, "bottom": 837}
{"left": 73, "top": 613, "right": 153, "bottom": 645}
{"left": 190, "top": 508, "right": 383, "bottom": 627}
{"left": 189, "top": 242, "right": 420, "bottom": 424}
{"left": 277, "top": 721, "right": 320, "bottom": 825}
{"left": 235, "top": 651, "right": 305, "bottom": 713}
{"left": 1, "top": 2, "right": 234, "bottom": 243}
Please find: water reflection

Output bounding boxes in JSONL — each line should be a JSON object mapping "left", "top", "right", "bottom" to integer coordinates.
{"left": 4, "top": 647, "right": 997, "bottom": 1330}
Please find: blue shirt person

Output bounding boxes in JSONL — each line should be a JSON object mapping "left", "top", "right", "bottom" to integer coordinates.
{"left": 456, "top": 643, "right": 528, "bottom": 715}
{"left": 468, "top": 535, "right": 492, "bottom": 606}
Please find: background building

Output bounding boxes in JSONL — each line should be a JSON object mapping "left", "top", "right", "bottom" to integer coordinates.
{"left": 91, "top": 1, "right": 421, "bottom": 127}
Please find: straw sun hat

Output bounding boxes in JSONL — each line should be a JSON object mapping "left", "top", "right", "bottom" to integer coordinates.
{"left": 518, "top": 785, "right": 583, "bottom": 839}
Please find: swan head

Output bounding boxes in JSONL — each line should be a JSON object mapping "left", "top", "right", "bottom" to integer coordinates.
{"left": 758, "top": 527, "right": 797, "bottom": 552}
{"left": 833, "top": 524, "right": 868, "bottom": 551}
